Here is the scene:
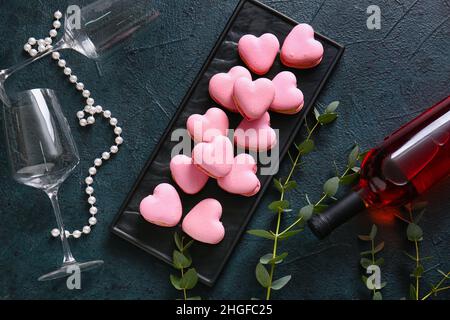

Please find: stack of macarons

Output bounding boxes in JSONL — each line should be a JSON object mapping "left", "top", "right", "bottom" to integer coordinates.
{"left": 139, "top": 23, "right": 324, "bottom": 245}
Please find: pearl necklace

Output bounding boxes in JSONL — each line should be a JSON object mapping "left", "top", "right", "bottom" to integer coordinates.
{"left": 23, "top": 11, "right": 123, "bottom": 239}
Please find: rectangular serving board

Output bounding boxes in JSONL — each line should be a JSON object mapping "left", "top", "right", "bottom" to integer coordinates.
{"left": 111, "top": 0, "right": 344, "bottom": 286}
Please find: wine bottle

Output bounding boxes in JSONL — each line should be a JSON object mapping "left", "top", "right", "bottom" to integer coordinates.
{"left": 309, "top": 96, "right": 450, "bottom": 238}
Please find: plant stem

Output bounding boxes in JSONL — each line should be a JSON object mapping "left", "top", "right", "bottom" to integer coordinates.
{"left": 264, "top": 119, "right": 321, "bottom": 300}
{"left": 421, "top": 271, "right": 450, "bottom": 300}
{"left": 180, "top": 267, "right": 187, "bottom": 300}
{"left": 408, "top": 208, "right": 420, "bottom": 300}
{"left": 371, "top": 238, "right": 377, "bottom": 297}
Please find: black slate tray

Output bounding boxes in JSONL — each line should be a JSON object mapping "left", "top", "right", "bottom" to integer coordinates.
{"left": 111, "top": 0, "right": 344, "bottom": 286}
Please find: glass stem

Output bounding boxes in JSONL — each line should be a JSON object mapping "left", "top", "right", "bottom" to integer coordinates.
{"left": 1, "top": 38, "right": 68, "bottom": 82}
{"left": 46, "top": 187, "right": 76, "bottom": 265}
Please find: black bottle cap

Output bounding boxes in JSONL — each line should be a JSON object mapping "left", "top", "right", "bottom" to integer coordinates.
{"left": 308, "top": 191, "right": 366, "bottom": 239}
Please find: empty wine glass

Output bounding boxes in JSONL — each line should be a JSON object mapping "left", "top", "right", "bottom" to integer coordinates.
{"left": 0, "top": 0, "right": 159, "bottom": 84}
{"left": 3, "top": 88, "right": 103, "bottom": 281}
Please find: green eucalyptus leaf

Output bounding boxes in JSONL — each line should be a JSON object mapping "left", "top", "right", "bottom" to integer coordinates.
{"left": 323, "top": 177, "right": 340, "bottom": 197}
{"left": 268, "top": 200, "right": 290, "bottom": 212}
{"left": 174, "top": 232, "right": 183, "bottom": 252}
{"left": 360, "top": 258, "right": 372, "bottom": 269}
{"left": 325, "top": 101, "right": 339, "bottom": 113}
{"left": 407, "top": 223, "right": 423, "bottom": 242}
{"left": 403, "top": 251, "right": 417, "bottom": 261}
{"left": 247, "top": 230, "right": 275, "bottom": 240}
{"left": 184, "top": 239, "right": 194, "bottom": 251}
{"left": 284, "top": 180, "right": 298, "bottom": 192}
{"left": 269, "top": 252, "right": 288, "bottom": 265}
{"left": 358, "top": 234, "right": 372, "bottom": 241}
{"left": 273, "top": 178, "right": 283, "bottom": 193}
{"left": 373, "top": 241, "right": 385, "bottom": 254}
{"left": 413, "top": 265, "right": 424, "bottom": 278}
{"left": 358, "top": 150, "right": 369, "bottom": 161}
{"left": 373, "top": 292, "right": 383, "bottom": 300}
{"left": 313, "top": 204, "right": 329, "bottom": 213}
{"left": 187, "top": 296, "right": 202, "bottom": 300}
{"left": 259, "top": 254, "right": 273, "bottom": 265}
{"left": 299, "top": 204, "right": 314, "bottom": 221}
{"left": 314, "top": 107, "right": 320, "bottom": 120}
{"left": 297, "top": 139, "right": 315, "bottom": 155}
{"left": 369, "top": 225, "right": 378, "bottom": 240}
{"left": 278, "top": 229, "right": 302, "bottom": 240}
{"left": 173, "top": 250, "right": 191, "bottom": 269}
{"left": 170, "top": 274, "right": 182, "bottom": 290}
{"left": 255, "top": 263, "right": 270, "bottom": 288}
{"left": 410, "top": 284, "right": 417, "bottom": 300}
{"left": 318, "top": 112, "right": 338, "bottom": 125}
{"left": 374, "top": 258, "right": 385, "bottom": 266}
{"left": 180, "top": 268, "right": 198, "bottom": 290}
{"left": 348, "top": 145, "right": 360, "bottom": 168}
{"left": 271, "top": 275, "right": 292, "bottom": 290}
{"left": 340, "top": 172, "right": 360, "bottom": 185}
{"left": 360, "top": 250, "right": 372, "bottom": 256}
{"left": 380, "top": 282, "right": 387, "bottom": 289}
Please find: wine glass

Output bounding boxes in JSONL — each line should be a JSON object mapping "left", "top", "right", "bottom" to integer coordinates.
{"left": 0, "top": 0, "right": 159, "bottom": 84}
{"left": 3, "top": 88, "right": 103, "bottom": 281}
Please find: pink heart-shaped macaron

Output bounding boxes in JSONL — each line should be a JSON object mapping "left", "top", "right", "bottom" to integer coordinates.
{"left": 281, "top": 23, "right": 324, "bottom": 69}
{"left": 233, "top": 77, "right": 275, "bottom": 121}
{"left": 209, "top": 66, "right": 252, "bottom": 112}
{"left": 170, "top": 155, "right": 209, "bottom": 194}
{"left": 187, "top": 107, "right": 229, "bottom": 143}
{"left": 217, "top": 153, "right": 260, "bottom": 197}
{"left": 270, "top": 71, "right": 304, "bottom": 114}
{"left": 238, "top": 33, "right": 280, "bottom": 75}
{"left": 139, "top": 183, "right": 182, "bottom": 227}
{"left": 182, "top": 198, "right": 225, "bottom": 244}
{"left": 192, "top": 135, "right": 234, "bottom": 178}
{"left": 234, "top": 112, "right": 277, "bottom": 151}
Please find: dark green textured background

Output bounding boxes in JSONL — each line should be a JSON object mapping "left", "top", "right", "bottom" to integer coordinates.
{"left": 0, "top": 0, "right": 449, "bottom": 299}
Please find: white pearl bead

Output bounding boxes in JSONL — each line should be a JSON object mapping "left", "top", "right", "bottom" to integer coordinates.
{"left": 52, "top": 51, "right": 60, "bottom": 60}
{"left": 82, "top": 90, "right": 91, "bottom": 98}
{"left": 89, "top": 217, "right": 97, "bottom": 225}
{"left": 84, "top": 105, "right": 92, "bottom": 113}
{"left": 86, "top": 186, "right": 94, "bottom": 195}
{"left": 49, "top": 29, "right": 58, "bottom": 37}
{"left": 85, "top": 176, "right": 93, "bottom": 185}
{"left": 115, "top": 136, "right": 123, "bottom": 145}
{"left": 63, "top": 67, "right": 72, "bottom": 75}
{"left": 76, "top": 111, "right": 85, "bottom": 119}
{"left": 89, "top": 206, "right": 98, "bottom": 215}
{"left": 83, "top": 226, "right": 91, "bottom": 234}
{"left": 89, "top": 167, "right": 97, "bottom": 175}
{"left": 109, "top": 118, "right": 118, "bottom": 126}
{"left": 95, "top": 105, "right": 103, "bottom": 113}
{"left": 45, "top": 37, "right": 52, "bottom": 45}
{"left": 76, "top": 82, "right": 84, "bottom": 91}
{"left": 23, "top": 43, "right": 31, "bottom": 52}
{"left": 53, "top": 20, "right": 61, "bottom": 29}
{"left": 79, "top": 119, "right": 87, "bottom": 127}
{"left": 54, "top": 10, "right": 63, "bottom": 19}
{"left": 114, "top": 127, "right": 122, "bottom": 135}
{"left": 51, "top": 228, "right": 60, "bottom": 237}
{"left": 65, "top": 230, "right": 71, "bottom": 238}
{"left": 38, "top": 45, "right": 46, "bottom": 52}
{"left": 88, "top": 196, "right": 96, "bottom": 204}
{"left": 37, "top": 39, "right": 45, "bottom": 46}
{"left": 87, "top": 116, "right": 95, "bottom": 124}
{"left": 57, "top": 59, "right": 66, "bottom": 67}
{"left": 28, "top": 37, "right": 36, "bottom": 45}
{"left": 102, "top": 152, "right": 110, "bottom": 160}
{"left": 86, "top": 97, "right": 94, "bottom": 105}
{"left": 69, "top": 75, "right": 77, "bottom": 83}
{"left": 72, "top": 230, "right": 82, "bottom": 238}
{"left": 103, "top": 110, "right": 111, "bottom": 118}
{"left": 110, "top": 145, "right": 119, "bottom": 154}
{"left": 94, "top": 158, "right": 102, "bottom": 167}
{"left": 29, "top": 49, "right": 37, "bottom": 57}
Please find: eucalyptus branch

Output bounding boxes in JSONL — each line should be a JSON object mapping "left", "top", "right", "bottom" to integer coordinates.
{"left": 397, "top": 204, "right": 450, "bottom": 300}
{"left": 170, "top": 232, "right": 200, "bottom": 300}
{"left": 248, "top": 101, "right": 340, "bottom": 300}
{"left": 358, "top": 224, "right": 386, "bottom": 300}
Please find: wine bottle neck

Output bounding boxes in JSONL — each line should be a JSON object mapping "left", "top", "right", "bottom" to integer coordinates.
{"left": 308, "top": 189, "right": 367, "bottom": 239}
